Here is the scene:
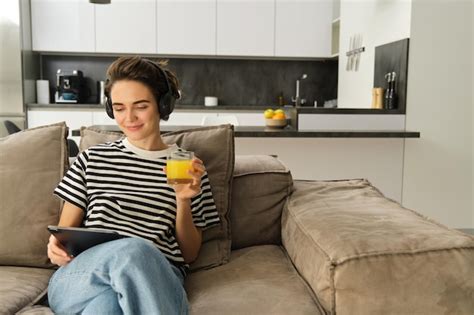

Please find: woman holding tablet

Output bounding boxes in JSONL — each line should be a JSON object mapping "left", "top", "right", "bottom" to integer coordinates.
{"left": 46, "top": 56, "right": 220, "bottom": 314}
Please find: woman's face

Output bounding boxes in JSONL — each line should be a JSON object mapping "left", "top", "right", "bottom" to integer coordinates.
{"left": 110, "top": 80, "right": 161, "bottom": 146}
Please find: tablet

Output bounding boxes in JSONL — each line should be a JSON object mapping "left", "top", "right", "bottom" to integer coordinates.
{"left": 47, "top": 226, "right": 129, "bottom": 257}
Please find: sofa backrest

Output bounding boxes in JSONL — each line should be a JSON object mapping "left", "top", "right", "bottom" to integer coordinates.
{"left": 79, "top": 125, "right": 235, "bottom": 272}
{"left": 230, "top": 155, "right": 293, "bottom": 250}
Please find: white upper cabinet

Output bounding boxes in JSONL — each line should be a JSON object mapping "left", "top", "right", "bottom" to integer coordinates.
{"left": 95, "top": 0, "right": 156, "bottom": 54}
{"left": 31, "top": 0, "right": 95, "bottom": 52}
{"left": 275, "top": 0, "right": 333, "bottom": 57}
{"left": 157, "top": 0, "right": 216, "bottom": 55}
{"left": 216, "top": 0, "right": 275, "bottom": 57}
{"left": 30, "top": 0, "right": 334, "bottom": 58}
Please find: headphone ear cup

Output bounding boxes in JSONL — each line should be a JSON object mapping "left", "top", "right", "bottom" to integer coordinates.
{"left": 105, "top": 96, "right": 114, "bottom": 119}
{"left": 159, "top": 92, "right": 175, "bottom": 121}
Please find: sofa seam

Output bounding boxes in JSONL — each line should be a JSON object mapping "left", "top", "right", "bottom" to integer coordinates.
{"left": 233, "top": 170, "right": 291, "bottom": 177}
{"left": 279, "top": 245, "right": 330, "bottom": 315}
{"left": 334, "top": 245, "right": 474, "bottom": 266}
{"left": 224, "top": 127, "right": 235, "bottom": 260}
{"left": 284, "top": 203, "right": 335, "bottom": 312}
{"left": 330, "top": 262, "right": 336, "bottom": 314}
{"left": 293, "top": 178, "right": 367, "bottom": 184}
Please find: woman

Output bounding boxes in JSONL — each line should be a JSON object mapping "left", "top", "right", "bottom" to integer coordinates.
{"left": 46, "top": 56, "right": 220, "bottom": 314}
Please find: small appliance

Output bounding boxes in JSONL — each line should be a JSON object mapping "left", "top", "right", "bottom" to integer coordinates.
{"left": 55, "top": 69, "right": 87, "bottom": 103}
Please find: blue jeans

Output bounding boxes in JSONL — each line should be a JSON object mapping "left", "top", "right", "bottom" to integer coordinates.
{"left": 48, "top": 237, "right": 188, "bottom": 315}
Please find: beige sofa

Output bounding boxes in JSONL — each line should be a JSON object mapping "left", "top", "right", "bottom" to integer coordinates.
{"left": 1, "top": 123, "right": 473, "bottom": 315}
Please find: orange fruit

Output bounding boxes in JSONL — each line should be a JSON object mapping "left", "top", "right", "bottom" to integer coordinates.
{"left": 274, "top": 109, "right": 284, "bottom": 115}
{"left": 273, "top": 113, "right": 286, "bottom": 120}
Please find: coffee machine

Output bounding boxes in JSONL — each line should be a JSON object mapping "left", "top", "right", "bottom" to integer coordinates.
{"left": 55, "top": 69, "right": 87, "bottom": 103}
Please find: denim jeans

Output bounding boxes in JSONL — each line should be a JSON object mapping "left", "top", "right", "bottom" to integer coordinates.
{"left": 48, "top": 237, "right": 188, "bottom": 315}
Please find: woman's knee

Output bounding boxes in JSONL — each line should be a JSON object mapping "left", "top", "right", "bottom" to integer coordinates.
{"left": 108, "top": 237, "right": 164, "bottom": 261}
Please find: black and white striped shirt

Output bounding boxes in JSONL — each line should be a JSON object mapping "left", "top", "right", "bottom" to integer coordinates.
{"left": 54, "top": 138, "right": 220, "bottom": 272}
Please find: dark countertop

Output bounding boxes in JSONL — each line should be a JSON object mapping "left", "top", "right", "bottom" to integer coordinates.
{"left": 28, "top": 103, "right": 405, "bottom": 114}
{"left": 72, "top": 125, "right": 420, "bottom": 138}
{"left": 295, "top": 107, "right": 405, "bottom": 114}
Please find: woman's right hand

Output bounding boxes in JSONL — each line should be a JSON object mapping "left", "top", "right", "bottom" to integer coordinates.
{"left": 47, "top": 234, "right": 73, "bottom": 266}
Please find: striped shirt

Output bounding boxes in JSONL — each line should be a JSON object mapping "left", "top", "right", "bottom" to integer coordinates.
{"left": 53, "top": 138, "right": 220, "bottom": 272}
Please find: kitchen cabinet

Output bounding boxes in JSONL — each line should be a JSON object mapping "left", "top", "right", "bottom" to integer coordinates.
{"left": 27, "top": 108, "right": 93, "bottom": 144}
{"left": 297, "top": 113, "right": 406, "bottom": 131}
{"left": 216, "top": 112, "right": 264, "bottom": 126}
{"left": 27, "top": 109, "right": 93, "bottom": 132}
{"left": 95, "top": 0, "right": 156, "bottom": 54}
{"left": 161, "top": 112, "right": 216, "bottom": 126}
{"left": 31, "top": 0, "right": 334, "bottom": 58}
{"left": 216, "top": 0, "right": 275, "bottom": 57}
{"left": 275, "top": 0, "right": 333, "bottom": 57}
{"left": 31, "top": 0, "right": 95, "bottom": 52}
{"left": 157, "top": 0, "right": 216, "bottom": 55}
{"left": 161, "top": 112, "right": 263, "bottom": 126}
{"left": 92, "top": 111, "right": 113, "bottom": 125}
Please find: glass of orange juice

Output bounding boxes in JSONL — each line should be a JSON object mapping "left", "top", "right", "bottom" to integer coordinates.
{"left": 166, "top": 150, "right": 194, "bottom": 184}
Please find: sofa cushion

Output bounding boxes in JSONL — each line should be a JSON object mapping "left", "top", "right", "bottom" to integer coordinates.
{"left": 282, "top": 179, "right": 474, "bottom": 314}
{"left": 230, "top": 155, "right": 293, "bottom": 249}
{"left": 0, "top": 122, "right": 68, "bottom": 268}
{"left": 17, "top": 306, "right": 54, "bottom": 315}
{"left": 0, "top": 266, "right": 54, "bottom": 315}
{"left": 79, "top": 125, "right": 234, "bottom": 271}
{"left": 185, "top": 245, "right": 325, "bottom": 315}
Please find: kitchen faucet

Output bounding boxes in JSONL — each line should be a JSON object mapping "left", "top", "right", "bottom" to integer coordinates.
{"left": 292, "top": 74, "right": 307, "bottom": 107}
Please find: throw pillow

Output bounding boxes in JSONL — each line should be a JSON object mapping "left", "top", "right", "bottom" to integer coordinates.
{"left": 79, "top": 127, "right": 124, "bottom": 151}
{"left": 0, "top": 122, "right": 68, "bottom": 268}
{"left": 79, "top": 125, "right": 234, "bottom": 271}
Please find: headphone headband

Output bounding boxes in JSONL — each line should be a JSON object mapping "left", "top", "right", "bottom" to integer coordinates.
{"left": 105, "top": 58, "right": 178, "bottom": 121}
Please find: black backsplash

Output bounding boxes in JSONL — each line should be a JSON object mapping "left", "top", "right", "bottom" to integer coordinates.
{"left": 41, "top": 55, "right": 338, "bottom": 107}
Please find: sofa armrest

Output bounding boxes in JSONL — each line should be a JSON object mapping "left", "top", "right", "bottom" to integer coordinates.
{"left": 282, "top": 179, "right": 474, "bottom": 314}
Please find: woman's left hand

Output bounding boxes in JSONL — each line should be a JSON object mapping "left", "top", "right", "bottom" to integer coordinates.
{"left": 165, "top": 157, "right": 205, "bottom": 201}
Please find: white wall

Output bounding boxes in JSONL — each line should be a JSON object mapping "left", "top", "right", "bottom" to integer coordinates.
{"left": 403, "top": 0, "right": 473, "bottom": 228}
{"left": 338, "top": 0, "right": 411, "bottom": 108}
{"left": 0, "top": 0, "right": 24, "bottom": 115}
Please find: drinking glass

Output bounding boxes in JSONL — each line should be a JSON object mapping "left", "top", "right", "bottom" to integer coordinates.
{"left": 166, "top": 150, "right": 194, "bottom": 184}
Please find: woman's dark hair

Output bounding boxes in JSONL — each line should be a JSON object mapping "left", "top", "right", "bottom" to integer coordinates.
{"left": 104, "top": 56, "right": 180, "bottom": 107}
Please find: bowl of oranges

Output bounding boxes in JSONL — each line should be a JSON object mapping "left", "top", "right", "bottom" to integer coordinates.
{"left": 264, "top": 108, "right": 288, "bottom": 128}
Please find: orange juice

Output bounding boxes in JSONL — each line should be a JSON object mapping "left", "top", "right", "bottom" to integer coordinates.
{"left": 166, "top": 150, "right": 194, "bottom": 184}
{"left": 166, "top": 160, "right": 192, "bottom": 184}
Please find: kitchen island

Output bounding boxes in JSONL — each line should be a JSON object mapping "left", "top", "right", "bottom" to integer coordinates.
{"left": 71, "top": 125, "right": 420, "bottom": 138}
{"left": 70, "top": 124, "right": 419, "bottom": 205}
{"left": 29, "top": 103, "right": 414, "bottom": 137}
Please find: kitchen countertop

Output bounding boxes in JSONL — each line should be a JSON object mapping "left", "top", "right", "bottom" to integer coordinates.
{"left": 28, "top": 103, "right": 405, "bottom": 114}
{"left": 71, "top": 125, "right": 420, "bottom": 138}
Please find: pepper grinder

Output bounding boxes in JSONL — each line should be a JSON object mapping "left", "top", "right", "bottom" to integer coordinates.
{"left": 384, "top": 72, "right": 398, "bottom": 109}
{"left": 389, "top": 72, "right": 397, "bottom": 109}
